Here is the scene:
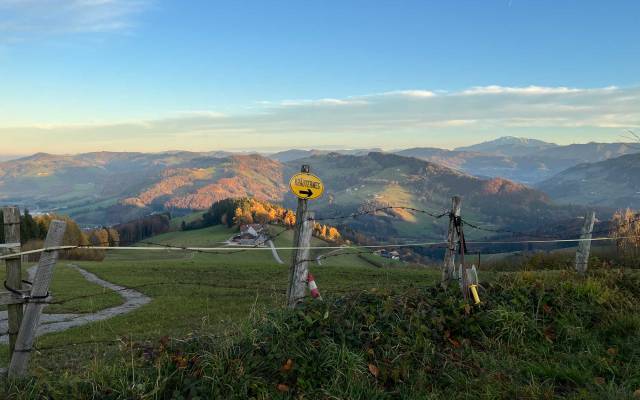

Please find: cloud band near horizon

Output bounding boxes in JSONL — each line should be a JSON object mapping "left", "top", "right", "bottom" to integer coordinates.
{"left": 1, "top": 85, "right": 638, "bottom": 154}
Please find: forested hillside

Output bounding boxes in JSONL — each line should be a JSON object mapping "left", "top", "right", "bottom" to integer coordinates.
{"left": 537, "top": 153, "right": 640, "bottom": 208}
{"left": 0, "top": 151, "right": 590, "bottom": 243}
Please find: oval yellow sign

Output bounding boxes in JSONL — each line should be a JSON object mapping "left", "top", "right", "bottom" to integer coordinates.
{"left": 289, "top": 172, "right": 324, "bottom": 200}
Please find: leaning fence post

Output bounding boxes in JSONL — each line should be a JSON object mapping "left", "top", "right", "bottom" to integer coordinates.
{"left": 8, "top": 220, "right": 66, "bottom": 378}
{"left": 2, "top": 206, "right": 23, "bottom": 359}
{"left": 575, "top": 211, "right": 596, "bottom": 275}
{"left": 442, "top": 196, "right": 461, "bottom": 288}
{"left": 287, "top": 165, "right": 314, "bottom": 308}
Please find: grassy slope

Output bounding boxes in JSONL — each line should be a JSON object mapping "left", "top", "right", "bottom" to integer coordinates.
{"left": 7, "top": 269, "right": 640, "bottom": 399}
{"left": 1, "top": 224, "right": 440, "bottom": 372}
{"left": 168, "top": 211, "right": 206, "bottom": 230}
{"left": 3, "top": 222, "right": 640, "bottom": 398}
{"left": 0, "top": 264, "right": 124, "bottom": 361}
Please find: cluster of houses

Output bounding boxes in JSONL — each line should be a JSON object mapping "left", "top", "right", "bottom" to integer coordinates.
{"left": 228, "top": 224, "right": 268, "bottom": 246}
{"left": 375, "top": 249, "right": 401, "bottom": 260}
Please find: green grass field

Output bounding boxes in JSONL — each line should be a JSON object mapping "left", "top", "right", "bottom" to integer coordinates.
{"left": 5, "top": 222, "right": 639, "bottom": 399}
{"left": 0, "top": 224, "right": 441, "bottom": 372}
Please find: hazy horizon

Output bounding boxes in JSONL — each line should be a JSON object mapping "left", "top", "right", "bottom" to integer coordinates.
{"left": 1, "top": 135, "right": 638, "bottom": 160}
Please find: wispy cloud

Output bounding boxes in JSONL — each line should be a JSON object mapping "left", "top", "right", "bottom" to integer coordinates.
{"left": 1, "top": 85, "right": 639, "bottom": 153}
{"left": 0, "top": 0, "right": 150, "bottom": 40}
{"left": 460, "top": 85, "right": 586, "bottom": 95}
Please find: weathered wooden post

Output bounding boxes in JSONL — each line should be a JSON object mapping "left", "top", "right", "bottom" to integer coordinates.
{"left": 575, "top": 211, "right": 596, "bottom": 275}
{"left": 2, "top": 206, "right": 23, "bottom": 358}
{"left": 458, "top": 220, "right": 469, "bottom": 302}
{"left": 9, "top": 220, "right": 66, "bottom": 377}
{"left": 287, "top": 165, "right": 314, "bottom": 308}
{"left": 442, "top": 196, "right": 461, "bottom": 288}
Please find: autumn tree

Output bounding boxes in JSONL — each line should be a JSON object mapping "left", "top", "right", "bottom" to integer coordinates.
{"left": 611, "top": 208, "right": 640, "bottom": 258}
{"left": 89, "top": 228, "right": 110, "bottom": 246}
{"left": 107, "top": 228, "right": 120, "bottom": 246}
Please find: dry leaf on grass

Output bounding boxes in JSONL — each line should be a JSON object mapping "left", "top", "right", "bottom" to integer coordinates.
{"left": 280, "top": 358, "right": 294, "bottom": 373}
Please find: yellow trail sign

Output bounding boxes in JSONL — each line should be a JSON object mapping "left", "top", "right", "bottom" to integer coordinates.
{"left": 289, "top": 172, "right": 324, "bottom": 200}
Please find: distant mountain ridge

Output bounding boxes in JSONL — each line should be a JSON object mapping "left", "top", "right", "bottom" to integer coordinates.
{"left": 0, "top": 150, "right": 580, "bottom": 241}
{"left": 0, "top": 154, "right": 24, "bottom": 162}
{"left": 455, "top": 136, "right": 558, "bottom": 156}
{"left": 398, "top": 140, "right": 639, "bottom": 184}
{"left": 268, "top": 148, "right": 383, "bottom": 162}
{"left": 536, "top": 153, "right": 640, "bottom": 208}
{"left": 1, "top": 138, "right": 634, "bottom": 229}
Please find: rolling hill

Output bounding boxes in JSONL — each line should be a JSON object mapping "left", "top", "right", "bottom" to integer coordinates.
{"left": 282, "top": 152, "right": 581, "bottom": 243}
{"left": 398, "top": 139, "right": 639, "bottom": 184}
{"left": 537, "top": 153, "right": 640, "bottom": 208}
{"left": 0, "top": 150, "right": 589, "bottom": 243}
{"left": 0, "top": 152, "right": 284, "bottom": 225}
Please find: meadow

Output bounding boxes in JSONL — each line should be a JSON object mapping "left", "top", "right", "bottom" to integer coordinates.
{"left": 2, "top": 223, "right": 639, "bottom": 399}
{"left": 0, "top": 224, "right": 440, "bottom": 371}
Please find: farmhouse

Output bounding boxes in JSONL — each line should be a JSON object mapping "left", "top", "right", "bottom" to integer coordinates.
{"left": 377, "top": 249, "right": 401, "bottom": 260}
{"left": 229, "top": 224, "right": 267, "bottom": 246}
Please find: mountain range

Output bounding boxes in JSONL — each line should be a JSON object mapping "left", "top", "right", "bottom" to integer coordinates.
{"left": 397, "top": 138, "right": 638, "bottom": 184}
{"left": 537, "top": 153, "right": 640, "bottom": 208}
{"left": 0, "top": 137, "right": 636, "bottom": 238}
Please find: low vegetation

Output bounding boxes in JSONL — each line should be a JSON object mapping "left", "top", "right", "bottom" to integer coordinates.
{"left": 5, "top": 269, "right": 640, "bottom": 399}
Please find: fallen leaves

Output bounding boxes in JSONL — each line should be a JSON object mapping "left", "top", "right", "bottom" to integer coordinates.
{"left": 171, "top": 354, "right": 188, "bottom": 369}
{"left": 543, "top": 326, "right": 556, "bottom": 343}
{"left": 368, "top": 363, "right": 380, "bottom": 378}
{"left": 276, "top": 383, "right": 289, "bottom": 392}
{"left": 280, "top": 358, "right": 294, "bottom": 373}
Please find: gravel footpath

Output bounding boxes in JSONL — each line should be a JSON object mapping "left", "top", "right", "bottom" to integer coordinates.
{"left": 0, "top": 264, "right": 151, "bottom": 344}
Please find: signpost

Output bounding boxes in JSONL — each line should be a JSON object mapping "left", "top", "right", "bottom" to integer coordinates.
{"left": 287, "top": 165, "right": 323, "bottom": 307}
{"left": 289, "top": 171, "right": 324, "bottom": 200}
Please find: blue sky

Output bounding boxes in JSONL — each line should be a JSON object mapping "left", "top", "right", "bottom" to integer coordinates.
{"left": 0, "top": 0, "right": 639, "bottom": 153}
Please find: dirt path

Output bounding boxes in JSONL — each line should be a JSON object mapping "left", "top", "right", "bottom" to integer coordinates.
{"left": 0, "top": 264, "right": 151, "bottom": 345}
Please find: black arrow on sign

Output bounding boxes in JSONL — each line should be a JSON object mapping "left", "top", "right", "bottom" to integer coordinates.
{"left": 299, "top": 189, "right": 313, "bottom": 198}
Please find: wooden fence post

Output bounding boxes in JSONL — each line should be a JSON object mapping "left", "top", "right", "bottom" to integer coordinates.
{"left": 442, "top": 196, "right": 461, "bottom": 288}
{"left": 575, "top": 211, "right": 596, "bottom": 275}
{"left": 8, "top": 220, "right": 66, "bottom": 378}
{"left": 287, "top": 165, "right": 313, "bottom": 308}
{"left": 2, "top": 206, "right": 23, "bottom": 358}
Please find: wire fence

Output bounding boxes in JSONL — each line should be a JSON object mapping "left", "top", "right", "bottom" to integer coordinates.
{"left": 2, "top": 203, "right": 639, "bottom": 358}
{"left": 2, "top": 204, "right": 639, "bottom": 262}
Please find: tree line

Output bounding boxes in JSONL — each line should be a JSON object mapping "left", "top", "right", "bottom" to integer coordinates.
{"left": 0, "top": 209, "right": 119, "bottom": 261}
{"left": 183, "top": 197, "right": 341, "bottom": 242}
{"left": 114, "top": 213, "right": 171, "bottom": 245}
